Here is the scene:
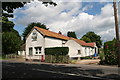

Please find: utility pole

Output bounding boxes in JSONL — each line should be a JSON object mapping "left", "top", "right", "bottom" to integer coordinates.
{"left": 113, "top": 0, "right": 120, "bottom": 67}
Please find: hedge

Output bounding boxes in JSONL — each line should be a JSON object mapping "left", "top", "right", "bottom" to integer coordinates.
{"left": 45, "top": 47, "right": 69, "bottom": 55}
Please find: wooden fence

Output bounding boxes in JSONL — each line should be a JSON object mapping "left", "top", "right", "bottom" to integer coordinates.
{"left": 45, "top": 55, "right": 69, "bottom": 63}
{"left": 2, "top": 54, "right": 22, "bottom": 59}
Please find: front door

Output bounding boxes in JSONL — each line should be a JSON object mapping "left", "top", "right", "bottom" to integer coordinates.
{"left": 29, "top": 47, "right": 33, "bottom": 55}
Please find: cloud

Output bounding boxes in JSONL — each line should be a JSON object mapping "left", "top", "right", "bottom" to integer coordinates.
{"left": 12, "top": 1, "right": 117, "bottom": 42}
{"left": 82, "top": 5, "right": 93, "bottom": 11}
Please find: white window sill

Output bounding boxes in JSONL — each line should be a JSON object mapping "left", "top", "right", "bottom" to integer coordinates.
{"left": 34, "top": 54, "right": 42, "bottom": 56}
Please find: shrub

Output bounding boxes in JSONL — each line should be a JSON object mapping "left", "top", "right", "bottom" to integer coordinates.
{"left": 45, "top": 47, "right": 69, "bottom": 56}
{"left": 102, "top": 39, "right": 118, "bottom": 65}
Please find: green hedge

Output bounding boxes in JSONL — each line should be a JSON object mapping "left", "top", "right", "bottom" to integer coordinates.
{"left": 45, "top": 47, "right": 69, "bottom": 55}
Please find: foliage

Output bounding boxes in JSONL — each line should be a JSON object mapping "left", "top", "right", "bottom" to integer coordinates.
{"left": 22, "top": 22, "right": 47, "bottom": 42}
{"left": 2, "top": 16, "right": 22, "bottom": 54}
{"left": 2, "top": 2, "right": 27, "bottom": 17}
{"left": 2, "top": 16, "right": 15, "bottom": 32}
{"left": 80, "top": 36, "right": 91, "bottom": 43}
{"left": 101, "top": 39, "right": 118, "bottom": 65}
{"left": 2, "top": 1, "right": 57, "bottom": 17}
{"left": 80, "top": 31, "right": 102, "bottom": 48}
{"left": 2, "top": 16, "right": 20, "bottom": 36}
{"left": 67, "top": 31, "right": 77, "bottom": 38}
{"left": 45, "top": 47, "right": 69, "bottom": 55}
{"left": 99, "top": 53, "right": 105, "bottom": 61}
{"left": 2, "top": 32, "right": 22, "bottom": 54}
{"left": 2, "top": 2, "right": 26, "bottom": 13}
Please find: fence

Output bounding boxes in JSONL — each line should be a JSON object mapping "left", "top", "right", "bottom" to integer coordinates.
{"left": 2, "top": 54, "right": 22, "bottom": 59}
{"left": 45, "top": 55, "right": 69, "bottom": 63}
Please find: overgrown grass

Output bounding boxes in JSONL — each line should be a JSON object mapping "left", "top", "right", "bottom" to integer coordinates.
{"left": 81, "top": 56, "right": 92, "bottom": 59}
{"left": 0, "top": 55, "right": 6, "bottom": 60}
{"left": 0, "top": 56, "right": 2, "bottom": 60}
{"left": 69, "top": 60, "right": 77, "bottom": 64}
{"left": 99, "top": 53, "right": 105, "bottom": 60}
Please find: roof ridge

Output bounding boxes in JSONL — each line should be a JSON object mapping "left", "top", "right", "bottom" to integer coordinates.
{"left": 34, "top": 26, "right": 95, "bottom": 47}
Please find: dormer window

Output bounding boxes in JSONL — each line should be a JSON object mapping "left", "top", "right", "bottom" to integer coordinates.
{"left": 31, "top": 32, "right": 37, "bottom": 41}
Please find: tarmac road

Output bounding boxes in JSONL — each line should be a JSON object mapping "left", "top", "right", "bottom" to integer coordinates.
{"left": 1, "top": 60, "right": 119, "bottom": 80}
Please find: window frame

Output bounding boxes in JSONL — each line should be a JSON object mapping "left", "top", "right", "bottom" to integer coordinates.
{"left": 85, "top": 47, "right": 87, "bottom": 54}
{"left": 35, "top": 47, "right": 42, "bottom": 55}
{"left": 31, "top": 32, "right": 37, "bottom": 41}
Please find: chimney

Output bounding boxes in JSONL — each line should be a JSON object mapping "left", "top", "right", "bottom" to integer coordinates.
{"left": 58, "top": 31, "right": 62, "bottom": 34}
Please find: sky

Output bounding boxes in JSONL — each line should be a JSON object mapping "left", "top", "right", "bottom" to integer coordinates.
{"left": 9, "top": 0, "right": 120, "bottom": 42}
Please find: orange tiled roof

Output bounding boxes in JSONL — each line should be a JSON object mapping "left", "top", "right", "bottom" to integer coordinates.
{"left": 35, "top": 26, "right": 95, "bottom": 47}
{"left": 35, "top": 26, "right": 70, "bottom": 40}
{"left": 70, "top": 38, "right": 95, "bottom": 47}
{"left": 84, "top": 43, "right": 95, "bottom": 47}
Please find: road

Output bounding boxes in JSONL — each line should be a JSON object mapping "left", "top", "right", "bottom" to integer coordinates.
{"left": 1, "top": 60, "right": 119, "bottom": 79}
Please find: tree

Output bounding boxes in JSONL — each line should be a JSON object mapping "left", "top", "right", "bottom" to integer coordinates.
{"left": 2, "top": 16, "right": 14, "bottom": 32}
{"left": 80, "top": 31, "right": 102, "bottom": 48}
{"left": 22, "top": 22, "right": 47, "bottom": 42}
{"left": 80, "top": 36, "right": 91, "bottom": 43}
{"left": 67, "top": 31, "right": 77, "bottom": 38}
{"left": 2, "top": 32, "right": 22, "bottom": 54}
{"left": 2, "top": 16, "right": 22, "bottom": 54}
{"left": 2, "top": 2, "right": 27, "bottom": 17}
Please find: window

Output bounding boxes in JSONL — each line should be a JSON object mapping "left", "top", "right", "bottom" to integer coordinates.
{"left": 62, "top": 41, "right": 66, "bottom": 45}
{"left": 78, "top": 50, "right": 81, "bottom": 54}
{"left": 91, "top": 49, "right": 93, "bottom": 53}
{"left": 35, "top": 47, "right": 42, "bottom": 54}
{"left": 85, "top": 48, "right": 87, "bottom": 54}
{"left": 89, "top": 48, "right": 90, "bottom": 54}
{"left": 31, "top": 32, "right": 37, "bottom": 41}
{"left": 29, "top": 47, "right": 33, "bottom": 55}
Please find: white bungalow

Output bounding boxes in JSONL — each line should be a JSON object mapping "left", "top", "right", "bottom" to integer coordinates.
{"left": 25, "top": 26, "right": 98, "bottom": 60}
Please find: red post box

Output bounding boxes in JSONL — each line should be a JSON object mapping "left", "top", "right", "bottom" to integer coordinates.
{"left": 41, "top": 55, "right": 44, "bottom": 62}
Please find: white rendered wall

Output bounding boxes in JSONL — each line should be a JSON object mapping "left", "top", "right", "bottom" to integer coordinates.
{"left": 18, "top": 51, "right": 25, "bottom": 56}
{"left": 65, "top": 40, "right": 97, "bottom": 58}
{"left": 45, "top": 37, "right": 65, "bottom": 48}
{"left": 65, "top": 40, "right": 83, "bottom": 58}
{"left": 26, "top": 29, "right": 45, "bottom": 60}
{"left": 82, "top": 46, "right": 96, "bottom": 57}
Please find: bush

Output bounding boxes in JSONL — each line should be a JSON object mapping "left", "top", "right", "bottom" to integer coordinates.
{"left": 99, "top": 53, "right": 105, "bottom": 60}
{"left": 45, "top": 47, "right": 69, "bottom": 55}
{"left": 102, "top": 39, "right": 118, "bottom": 65}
